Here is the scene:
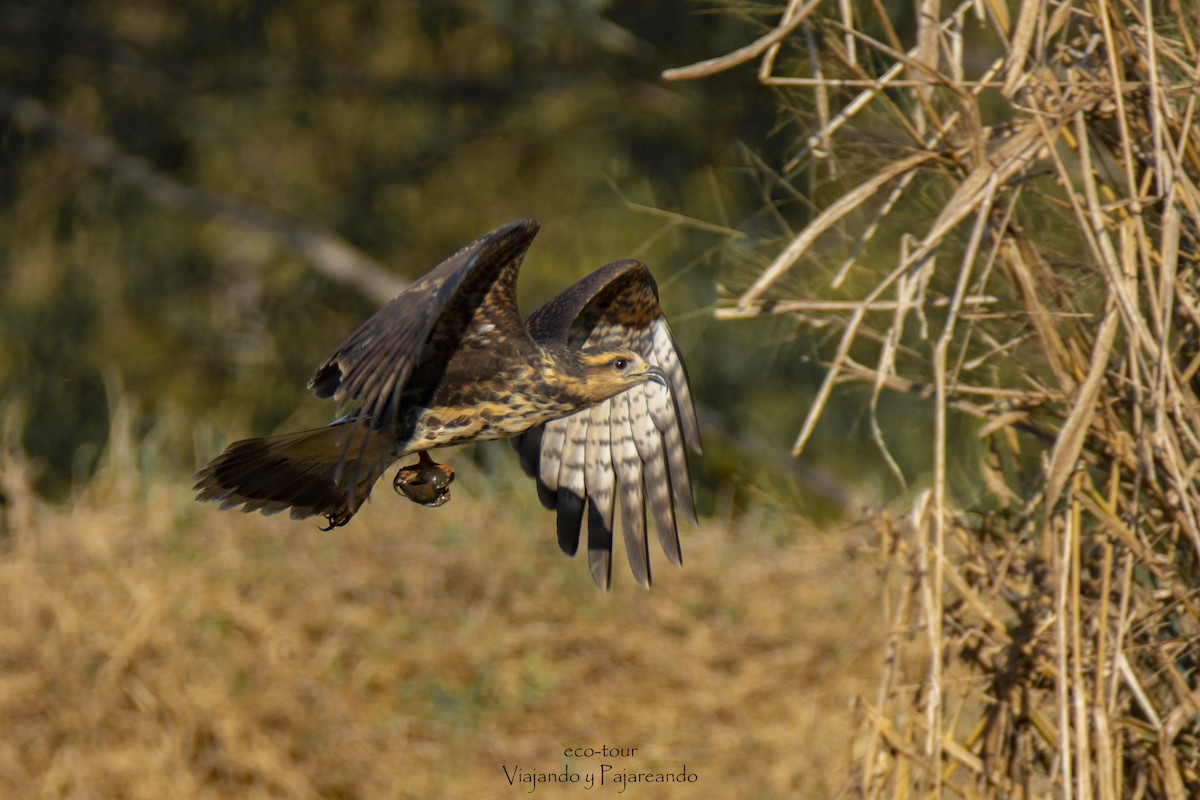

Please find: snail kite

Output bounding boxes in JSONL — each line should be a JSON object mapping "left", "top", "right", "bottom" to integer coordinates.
{"left": 194, "top": 219, "right": 700, "bottom": 588}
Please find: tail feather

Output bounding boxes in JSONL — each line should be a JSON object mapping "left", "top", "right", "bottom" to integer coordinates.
{"left": 194, "top": 422, "right": 393, "bottom": 523}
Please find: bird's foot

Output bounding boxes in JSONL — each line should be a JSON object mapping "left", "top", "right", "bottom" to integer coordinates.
{"left": 319, "top": 510, "right": 355, "bottom": 531}
{"left": 393, "top": 453, "right": 455, "bottom": 507}
{"left": 319, "top": 476, "right": 378, "bottom": 530}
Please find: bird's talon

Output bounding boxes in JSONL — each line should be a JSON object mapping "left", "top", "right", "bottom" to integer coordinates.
{"left": 319, "top": 511, "right": 353, "bottom": 531}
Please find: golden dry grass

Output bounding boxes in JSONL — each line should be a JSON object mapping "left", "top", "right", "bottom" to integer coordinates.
{"left": 0, "top": 421, "right": 884, "bottom": 799}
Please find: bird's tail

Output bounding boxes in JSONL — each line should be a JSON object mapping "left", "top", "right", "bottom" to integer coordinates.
{"left": 194, "top": 420, "right": 393, "bottom": 527}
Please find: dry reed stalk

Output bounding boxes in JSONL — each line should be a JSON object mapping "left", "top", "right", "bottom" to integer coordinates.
{"left": 670, "top": 1, "right": 1200, "bottom": 797}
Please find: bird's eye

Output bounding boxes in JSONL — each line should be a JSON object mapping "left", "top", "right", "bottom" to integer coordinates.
{"left": 612, "top": 357, "right": 629, "bottom": 371}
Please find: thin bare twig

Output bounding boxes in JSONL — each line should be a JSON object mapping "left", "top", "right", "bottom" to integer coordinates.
{"left": 0, "top": 91, "right": 407, "bottom": 305}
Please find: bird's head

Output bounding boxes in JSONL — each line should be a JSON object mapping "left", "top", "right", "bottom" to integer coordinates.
{"left": 574, "top": 348, "right": 667, "bottom": 402}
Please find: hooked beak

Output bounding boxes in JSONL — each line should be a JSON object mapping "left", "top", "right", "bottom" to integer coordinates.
{"left": 643, "top": 364, "right": 668, "bottom": 387}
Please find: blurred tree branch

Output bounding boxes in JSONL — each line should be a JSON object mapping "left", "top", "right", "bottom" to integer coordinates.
{"left": 0, "top": 90, "right": 407, "bottom": 305}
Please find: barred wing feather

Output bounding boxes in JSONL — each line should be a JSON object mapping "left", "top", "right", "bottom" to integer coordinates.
{"left": 512, "top": 260, "right": 700, "bottom": 589}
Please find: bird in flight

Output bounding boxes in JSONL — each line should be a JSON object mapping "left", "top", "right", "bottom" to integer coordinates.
{"left": 194, "top": 220, "right": 700, "bottom": 588}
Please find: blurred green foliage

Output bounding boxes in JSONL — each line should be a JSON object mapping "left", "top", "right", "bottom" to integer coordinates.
{"left": 0, "top": 1, "right": 780, "bottom": 499}
{"left": 0, "top": 0, "right": 945, "bottom": 517}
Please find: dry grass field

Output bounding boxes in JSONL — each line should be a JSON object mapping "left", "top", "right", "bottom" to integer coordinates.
{"left": 0, "top": 417, "right": 884, "bottom": 799}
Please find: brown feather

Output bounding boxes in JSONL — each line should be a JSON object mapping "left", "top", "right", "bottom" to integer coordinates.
{"left": 193, "top": 421, "right": 390, "bottom": 522}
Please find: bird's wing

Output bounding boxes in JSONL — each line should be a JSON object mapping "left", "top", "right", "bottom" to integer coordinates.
{"left": 511, "top": 260, "right": 701, "bottom": 589}
{"left": 308, "top": 219, "right": 540, "bottom": 480}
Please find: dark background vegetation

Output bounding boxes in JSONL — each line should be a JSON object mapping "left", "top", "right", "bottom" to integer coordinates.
{"left": 0, "top": 0, "right": 933, "bottom": 518}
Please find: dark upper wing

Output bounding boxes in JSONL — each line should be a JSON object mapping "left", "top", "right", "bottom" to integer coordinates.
{"left": 310, "top": 219, "right": 539, "bottom": 428}
{"left": 511, "top": 260, "right": 701, "bottom": 590}
{"left": 308, "top": 219, "right": 539, "bottom": 480}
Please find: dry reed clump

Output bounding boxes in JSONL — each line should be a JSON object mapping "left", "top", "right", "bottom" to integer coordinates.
{"left": 0, "top": 402, "right": 883, "bottom": 798}
{"left": 667, "top": 1, "right": 1200, "bottom": 798}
